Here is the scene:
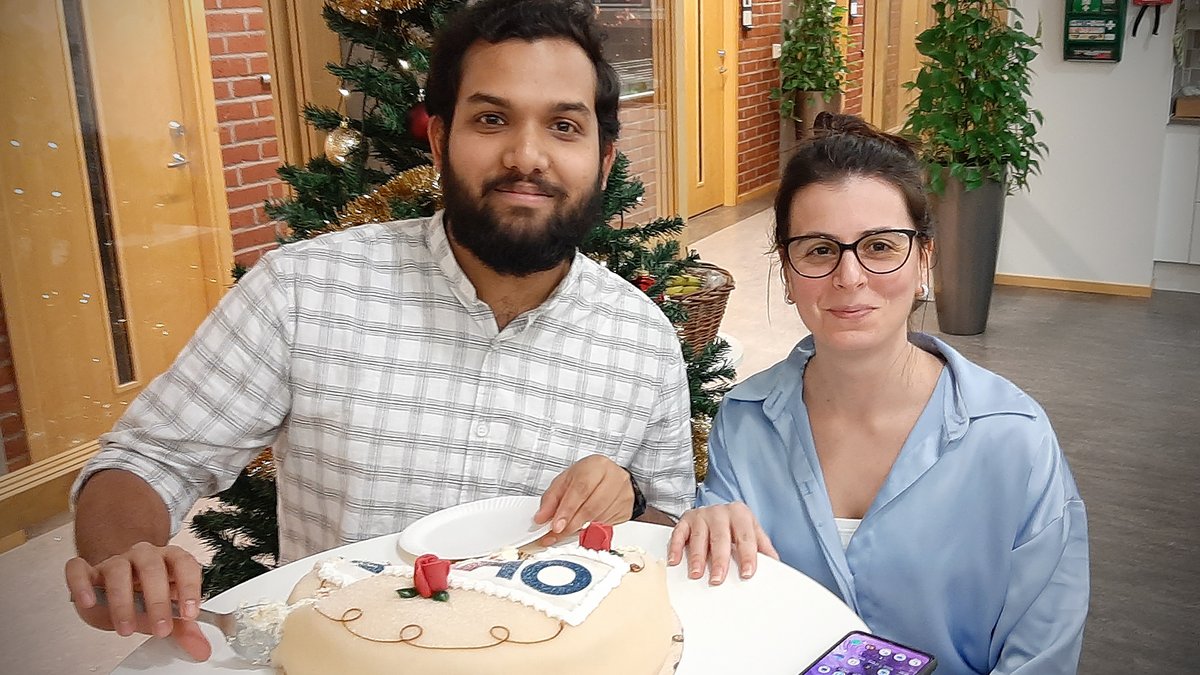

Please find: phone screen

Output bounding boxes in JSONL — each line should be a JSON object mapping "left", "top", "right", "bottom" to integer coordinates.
{"left": 799, "top": 631, "right": 937, "bottom": 675}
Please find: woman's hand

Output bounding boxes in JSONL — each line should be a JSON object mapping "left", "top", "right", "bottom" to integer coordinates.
{"left": 666, "top": 503, "right": 779, "bottom": 585}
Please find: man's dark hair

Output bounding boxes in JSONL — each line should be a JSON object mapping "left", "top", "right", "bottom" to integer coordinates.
{"left": 426, "top": 0, "right": 621, "bottom": 151}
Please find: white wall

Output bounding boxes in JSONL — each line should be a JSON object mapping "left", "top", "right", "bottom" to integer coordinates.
{"left": 1154, "top": 126, "right": 1200, "bottom": 263}
{"left": 998, "top": 1, "right": 1178, "bottom": 287}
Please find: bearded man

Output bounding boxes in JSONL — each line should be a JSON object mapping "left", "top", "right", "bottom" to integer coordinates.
{"left": 65, "top": 0, "right": 693, "bottom": 661}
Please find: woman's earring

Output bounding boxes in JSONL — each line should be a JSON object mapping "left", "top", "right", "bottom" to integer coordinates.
{"left": 917, "top": 282, "right": 931, "bottom": 301}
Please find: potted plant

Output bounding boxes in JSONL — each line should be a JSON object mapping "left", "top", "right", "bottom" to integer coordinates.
{"left": 902, "top": 0, "right": 1046, "bottom": 335}
{"left": 773, "top": 0, "right": 848, "bottom": 139}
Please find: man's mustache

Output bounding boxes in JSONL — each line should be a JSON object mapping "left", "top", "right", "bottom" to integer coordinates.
{"left": 482, "top": 171, "right": 566, "bottom": 198}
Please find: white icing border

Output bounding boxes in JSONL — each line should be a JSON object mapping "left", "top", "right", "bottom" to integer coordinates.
{"left": 308, "top": 546, "right": 632, "bottom": 627}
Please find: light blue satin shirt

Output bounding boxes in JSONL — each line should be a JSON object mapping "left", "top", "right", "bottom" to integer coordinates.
{"left": 698, "top": 334, "right": 1089, "bottom": 674}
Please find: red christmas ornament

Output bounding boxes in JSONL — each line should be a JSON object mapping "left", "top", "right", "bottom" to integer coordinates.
{"left": 579, "top": 522, "right": 614, "bottom": 551}
{"left": 413, "top": 554, "right": 451, "bottom": 598}
{"left": 408, "top": 102, "right": 431, "bottom": 142}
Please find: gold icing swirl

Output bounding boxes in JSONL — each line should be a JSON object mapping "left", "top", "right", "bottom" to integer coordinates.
{"left": 317, "top": 607, "right": 566, "bottom": 650}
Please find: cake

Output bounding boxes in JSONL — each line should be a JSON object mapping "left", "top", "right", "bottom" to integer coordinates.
{"left": 272, "top": 538, "right": 683, "bottom": 674}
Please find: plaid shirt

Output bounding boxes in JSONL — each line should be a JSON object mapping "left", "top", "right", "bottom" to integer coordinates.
{"left": 73, "top": 213, "right": 694, "bottom": 562}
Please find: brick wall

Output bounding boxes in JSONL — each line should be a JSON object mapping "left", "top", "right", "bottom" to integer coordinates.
{"left": 205, "top": 0, "right": 285, "bottom": 268}
{"left": 0, "top": 295, "right": 29, "bottom": 475}
{"left": 843, "top": 7, "right": 866, "bottom": 116}
{"left": 737, "top": 0, "right": 784, "bottom": 198}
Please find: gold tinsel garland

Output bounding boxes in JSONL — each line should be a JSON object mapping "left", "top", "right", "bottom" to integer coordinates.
{"left": 329, "top": 0, "right": 430, "bottom": 25}
{"left": 336, "top": 165, "right": 442, "bottom": 228}
{"left": 691, "top": 418, "right": 710, "bottom": 483}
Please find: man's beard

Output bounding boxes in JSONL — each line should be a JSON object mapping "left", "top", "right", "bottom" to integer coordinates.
{"left": 441, "top": 159, "right": 603, "bottom": 277}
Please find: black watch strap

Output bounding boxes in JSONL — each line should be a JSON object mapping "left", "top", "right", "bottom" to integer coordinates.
{"left": 625, "top": 467, "right": 647, "bottom": 520}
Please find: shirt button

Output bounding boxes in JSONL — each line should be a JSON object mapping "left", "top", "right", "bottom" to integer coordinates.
{"left": 475, "top": 423, "right": 489, "bottom": 437}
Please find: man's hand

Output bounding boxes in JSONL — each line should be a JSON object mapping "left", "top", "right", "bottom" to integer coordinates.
{"left": 533, "top": 455, "right": 633, "bottom": 546}
{"left": 65, "top": 543, "right": 212, "bottom": 661}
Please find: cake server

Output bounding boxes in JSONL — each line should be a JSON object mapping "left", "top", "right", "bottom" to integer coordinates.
{"left": 87, "top": 587, "right": 286, "bottom": 665}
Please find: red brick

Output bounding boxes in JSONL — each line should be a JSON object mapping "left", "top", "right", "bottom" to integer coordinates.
{"left": 222, "top": 142, "right": 261, "bottom": 165}
{"left": 211, "top": 56, "right": 252, "bottom": 78}
{"left": 228, "top": 206, "right": 258, "bottom": 228}
{"left": 224, "top": 167, "right": 240, "bottom": 188}
{"left": 230, "top": 76, "right": 268, "bottom": 97}
{"left": 3, "top": 431, "right": 27, "bottom": 461}
{"left": 248, "top": 55, "right": 270, "bottom": 76}
{"left": 204, "top": 0, "right": 219, "bottom": 9}
{"left": 218, "top": 125, "right": 234, "bottom": 144}
{"left": 0, "top": 413, "right": 23, "bottom": 438}
{"left": 205, "top": 11, "right": 247, "bottom": 33}
{"left": 219, "top": 0, "right": 265, "bottom": 8}
{"left": 231, "top": 119, "right": 276, "bottom": 142}
{"left": 253, "top": 98, "right": 274, "bottom": 117}
{"left": 232, "top": 225, "right": 279, "bottom": 251}
{"left": 7, "top": 452, "right": 30, "bottom": 473}
{"left": 245, "top": 11, "right": 266, "bottom": 30}
{"left": 224, "top": 33, "right": 268, "bottom": 54}
{"left": 216, "top": 100, "right": 254, "bottom": 122}
{"left": 226, "top": 183, "right": 271, "bottom": 209}
{"left": 239, "top": 160, "right": 280, "bottom": 184}
{"left": 208, "top": 36, "right": 227, "bottom": 56}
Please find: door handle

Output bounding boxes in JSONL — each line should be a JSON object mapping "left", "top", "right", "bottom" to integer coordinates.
{"left": 717, "top": 49, "right": 726, "bottom": 58}
{"left": 166, "top": 152, "right": 189, "bottom": 168}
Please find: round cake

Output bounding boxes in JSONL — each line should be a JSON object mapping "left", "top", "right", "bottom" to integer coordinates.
{"left": 272, "top": 544, "right": 683, "bottom": 674}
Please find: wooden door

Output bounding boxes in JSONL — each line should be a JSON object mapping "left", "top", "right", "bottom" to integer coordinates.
{"left": 863, "top": 0, "right": 936, "bottom": 131}
{"left": 683, "top": 0, "right": 727, "bottom": 217}
{"left": 0, "top": 1, "right": 226, "bottom": 493}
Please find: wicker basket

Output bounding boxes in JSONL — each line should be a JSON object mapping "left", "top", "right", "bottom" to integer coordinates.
{"left": 677, "top": 262, "right": 735, "bottom": 351}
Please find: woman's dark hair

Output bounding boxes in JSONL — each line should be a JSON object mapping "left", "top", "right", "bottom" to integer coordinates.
{"left": 426, "top": 0, "right": 621, "bottom": 152}
{"left": 773, "top": 112, "right": 932, "bottom": 250}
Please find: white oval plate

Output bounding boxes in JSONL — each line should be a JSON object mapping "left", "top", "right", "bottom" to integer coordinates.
{"left": 395, "top": 495, "right": 552, "bottom": 560}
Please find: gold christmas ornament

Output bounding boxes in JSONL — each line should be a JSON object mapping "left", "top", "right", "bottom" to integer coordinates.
{"left": 246, "top": 448, "right": 276, "bottom": 479}
{"left": 324, "top": 119, "right": 363, "bottom": 165}
{"left": 336, "top": 165, "right": 442, "bottom": 227}
{"left": 329, "top": 0, "right": 429, "bottom": 25}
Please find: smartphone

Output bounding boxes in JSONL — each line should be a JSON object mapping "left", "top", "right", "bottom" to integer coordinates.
{"left": 799, "top": 630, "right": 937, "bottom": 675}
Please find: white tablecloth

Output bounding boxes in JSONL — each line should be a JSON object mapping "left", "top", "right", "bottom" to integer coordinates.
{"left": 114, "top": 521, "right": 866, "bottom": 674}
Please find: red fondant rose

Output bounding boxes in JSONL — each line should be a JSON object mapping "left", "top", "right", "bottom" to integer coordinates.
{"left": 579, "top": 522, "right": 614, "bottom": 551}
{"left": 413, "top": 554, "right": 451, "bottom": 598}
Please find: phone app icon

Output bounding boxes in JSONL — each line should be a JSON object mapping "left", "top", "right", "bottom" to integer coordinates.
{"left": 879, "top": 649, "right": 892, "bottom": 656}
{"left": 909, "top": 658, "right": 923, "bottom": 666}
{"left": 894, "top": 653, "right": 907, "bottom": 661}
{"left": 847, "top": 658, "right": 861, "bottom": 666}
{"left": 816, "top": 667, "right": 832, "bottom": 674}
{"left": 864, "top": 644, "right": 877, "bottom": 651}
{"left": 878, "top": 670, "right": 891, "bottom": 675}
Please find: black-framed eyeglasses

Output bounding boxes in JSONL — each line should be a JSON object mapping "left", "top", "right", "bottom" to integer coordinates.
{"left": 781, "top": 229, "right": 918, "bottom": 279}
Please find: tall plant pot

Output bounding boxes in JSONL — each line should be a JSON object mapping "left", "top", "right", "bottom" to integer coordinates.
{"left": 932, "top": 173, "right": 1005, "bottom": 336}
{"left": 792, "top": 90, "right": 843, "bottom": 139}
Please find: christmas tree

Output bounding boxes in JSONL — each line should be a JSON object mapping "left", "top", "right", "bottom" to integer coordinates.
{"left": 191, "top": 0, "right": 734, "bottom": 597}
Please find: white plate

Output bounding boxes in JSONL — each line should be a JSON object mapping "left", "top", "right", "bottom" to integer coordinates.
{"left": 114, "top": 522, "right": 866, "bottom": 674}
{"left": 395, "top": 495, "right": 552, "bottom": 560}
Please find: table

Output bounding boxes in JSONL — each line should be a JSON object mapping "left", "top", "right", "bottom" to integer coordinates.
{"left": 113, "top": 521, "right": 865, "bottom": 674}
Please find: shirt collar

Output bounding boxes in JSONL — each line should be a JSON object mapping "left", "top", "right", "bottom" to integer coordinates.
{"left": 424, "top": 210, "right": 586, "bottom": 326}
{"left": 729, "top": 332, "right": 1041, "bottom": 441}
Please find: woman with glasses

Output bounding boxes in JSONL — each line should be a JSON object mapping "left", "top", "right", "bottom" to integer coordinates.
{"left": 666, "top": 114, "right": 1089, "bottom": 674}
